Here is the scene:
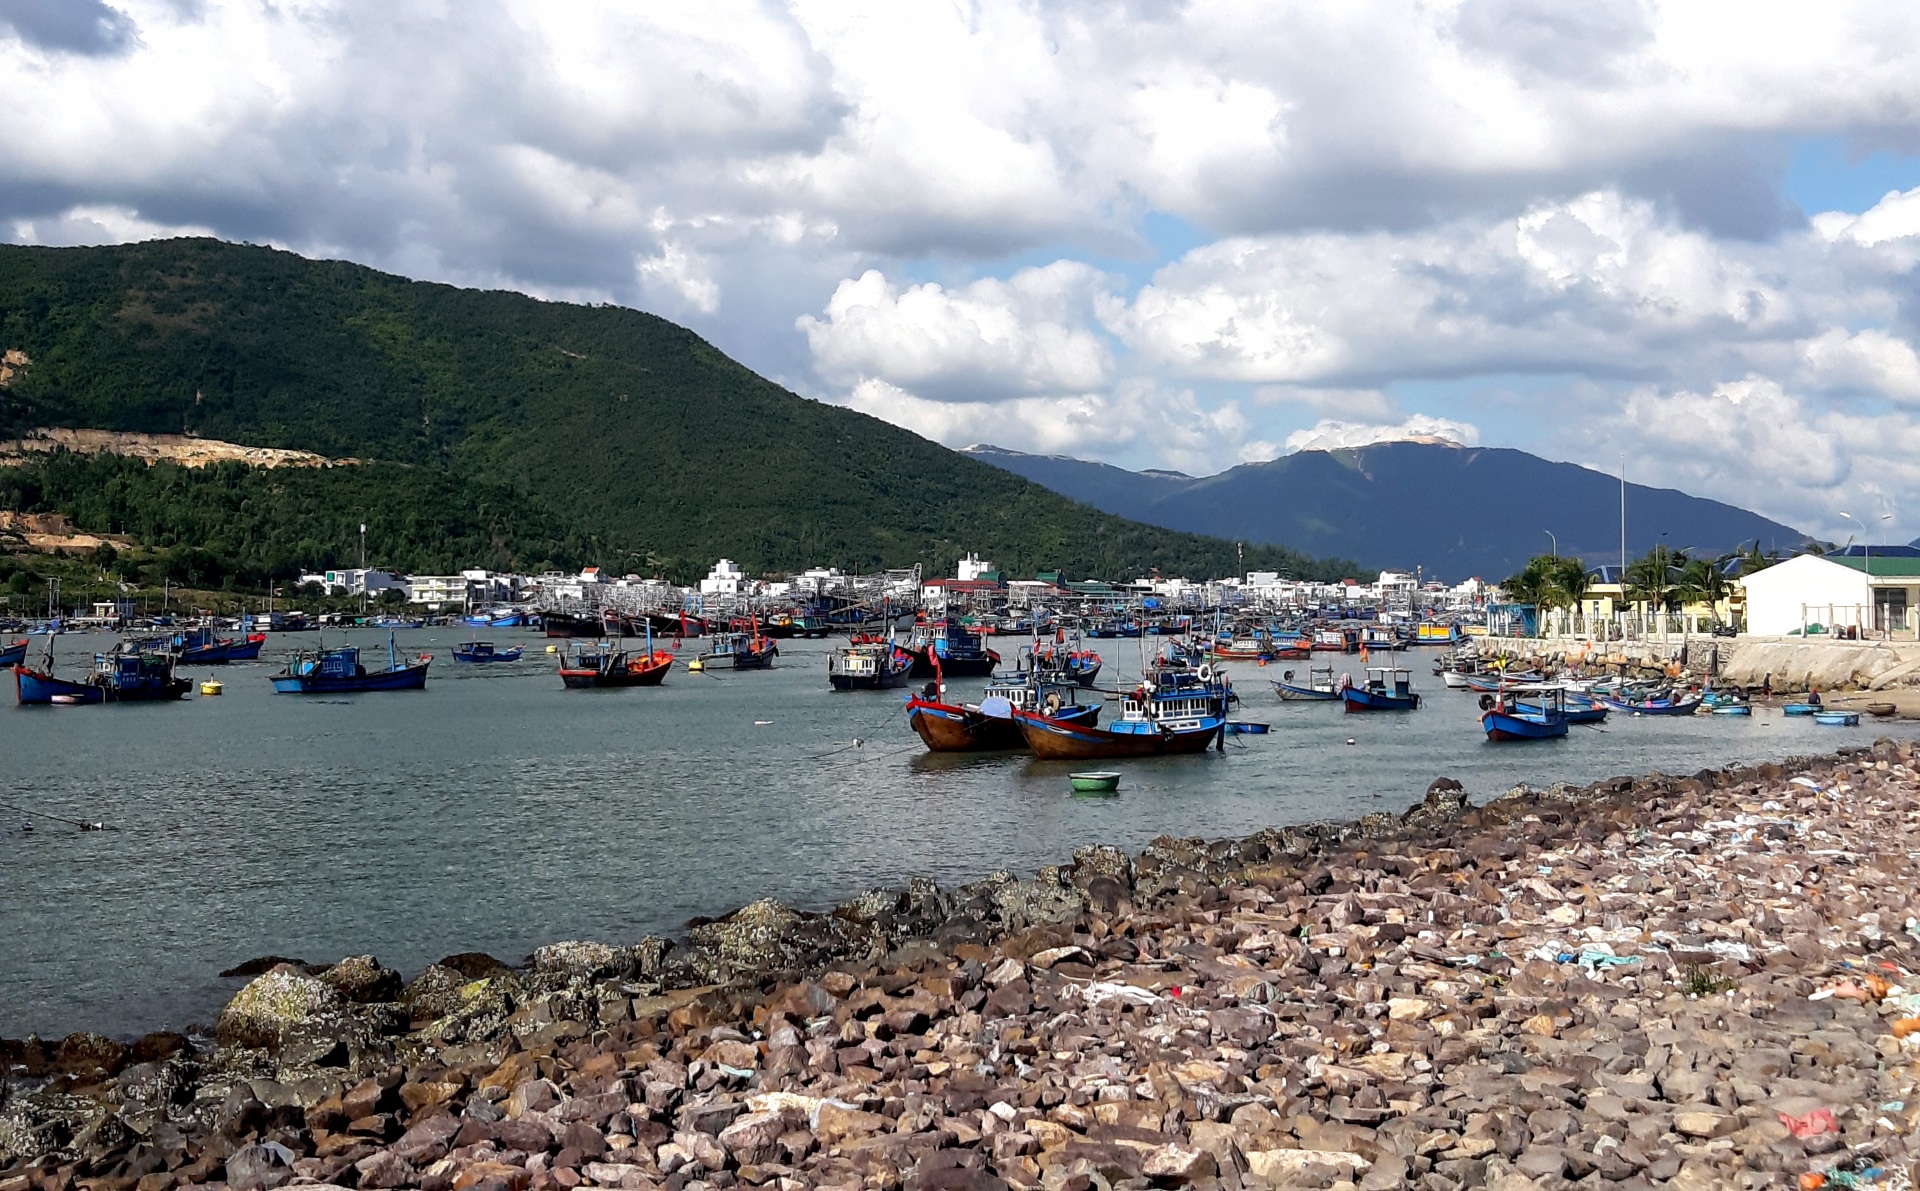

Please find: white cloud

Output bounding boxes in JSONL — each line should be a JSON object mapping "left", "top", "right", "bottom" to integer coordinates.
{"left": 10, "top": 203, "right": 214, "bottom": 245}
{"left": 1800, "top": 328, "right": 1920, "bottom": 403}
{"left": 840, "top": 376, "right": 1260, "bottom": 477}
{"left": 1283, "top": 415, "right": 1482, "bottom": 455}
{"left": 799, "top": 263, "right": 1114, "bottom": 401}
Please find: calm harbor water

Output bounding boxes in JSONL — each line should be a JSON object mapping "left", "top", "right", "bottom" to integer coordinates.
{"left": 3, "top": 628, "right": 1911, "bottom": 1038}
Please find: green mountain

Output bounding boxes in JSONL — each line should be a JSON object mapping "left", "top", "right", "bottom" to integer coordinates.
{"left": 0, "top": 238, "right": 1355, "bottom": 587}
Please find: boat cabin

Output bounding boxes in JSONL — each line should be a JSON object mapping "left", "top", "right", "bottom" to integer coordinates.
{"left": 1360, "top": 667, "right": 1415, "bottom": 698}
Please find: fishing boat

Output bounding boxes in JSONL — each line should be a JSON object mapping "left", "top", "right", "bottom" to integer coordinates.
{"left": 1341, "top": 667, "right": 1421, "bottom": 712}
{"left": 1359, "top": 625, "right": 1403, "bottom": 652}
{"left": 0, "top": 639, "right": 26, "bottom": 668}
{"left": 1597, "top": 691, "right": 1703, "bottom": 716}
{"left": 700, "top": 631, "right": 779, "bottom": 670}
{"left": 1312, "top": 626, "right": 1361, "bottom": 653}
{"left": 558, "top": 643, "right": 673, "bottom": 688}
{"left": 463, "top": 606, "right": 529, "bottom": 629}
{"left": 1711, "top": 704, "right": 1753, "bottom": 716}
{"left": 270, "top": 634, "right": 430, "bottom": 693}
{"left": 452, "top": 641, "right": 524, "bottom": 664}
{"left": 908, "top": 671, "right": 1100, "bottom": 752}
{"left": 542, "top": 610, "right": 605, "bottom": 638}
{"left": 1463, "top": 668, "right": 1545, "bottom": 692}
{"left": 901, "top": 616, "right": 1001, "bottom": 678}
{"left": 1013, "top": 662, "right": 1230, "bottom": 759}
{"left": 828, "top": 640, "right": 913, "bottom": 690}
{"left": 1482, "top": 686, "right": 1569, "bottom": 741}
{"left": 1815, "top": 711, "right": 1860, "bottom": 726}
{"left": 1783, "top": 702, "right": 1821, "bottom": 716}
{"left": 16, "top": 642, "right": 191, "bottom": 705}
{"left": 1495, "top": 689, "right": 1608, "bottom": 725}
{"left": 1023, "top": 641, "right": 1102, "bottom": 688}
{"left": 1415, "top": 622, "right": 1463, "bottom": 645}
{"left": 169, "top": 625, "right": 266, "bottom": 663}
{"left": 1272, "top": 665, "right": 1339, "bottom": 702}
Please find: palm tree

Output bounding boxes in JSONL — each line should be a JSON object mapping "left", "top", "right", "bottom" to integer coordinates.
{"left": 1626, "top": 544, "right": 1689, "bottom": 627}
{"left": 1548, "top": 556, "right": 1591, "bottom": 610}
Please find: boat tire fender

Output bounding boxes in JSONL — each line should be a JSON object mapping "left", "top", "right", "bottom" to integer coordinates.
{"left": 1478, "top": 694, "right": 1495, "bottom": 711}
{"left": 1198, "top": 663, "right": 1214, "bottom": 682}
{"left": 1043, "top": 693, "right": 1063, "bottom": 716}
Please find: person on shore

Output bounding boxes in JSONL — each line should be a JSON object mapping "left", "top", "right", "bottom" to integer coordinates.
{"left": 1810, "top": 688, "right": 1823, "bottom": 707}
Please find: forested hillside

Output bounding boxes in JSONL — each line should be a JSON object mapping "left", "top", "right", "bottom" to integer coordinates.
{"left": 0, "top": 239, "right": 1356, "bottom": 585}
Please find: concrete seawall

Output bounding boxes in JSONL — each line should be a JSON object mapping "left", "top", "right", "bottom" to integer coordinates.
{"left": 1474, "top": 633, "right": 1920, "bottom": 690}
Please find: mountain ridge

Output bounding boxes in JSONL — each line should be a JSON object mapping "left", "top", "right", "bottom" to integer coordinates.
{"left": 962, "top": 441, "right": 1812, "bottom": 581}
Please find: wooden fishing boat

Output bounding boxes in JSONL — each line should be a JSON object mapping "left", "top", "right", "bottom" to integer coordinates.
{"left": 1482, "top": 686, "right": 1568, "bottom": 741}
{"left": 16, "top": 643, "right": 190, "bottom": 705}
{"left": 1415, "top": 622, "right": 1463, "bottom": 644}
{"left": 1341, "top": 667, "right": 1420, "bottom": 712}
{"left": 1272, "top": 665, "right": 1339, "bottom": 701}
{"left": 169, "top": 626, "right": 266, "bottom": 663}
{"left": 271, "top": 634, "right": 430, "bottom": 693}
{"left": 558, "top": 645, "right": 672, "bottom": 688}
{"left": 901, "top": 616, "right": 1000, "bottom": 678}
{"left": 828, "top": 641, "right": 912, "bottom": 690}
{"left": 542, "top": 611, "right": 605, "bottom": 638}
{"left": 909, "top": 674, "right": 1099, "bottom": 751}
{"left": 1815, "top": 711, "right": 1860, "bottom": 726}
{"left": 0, "top": 639, "right": 26, "bottom": 668}
{"left": 1597, "top": 692, "right": 1702, "bottom": 716}
{"left": 701, "top": 631, "right": 778, "bottom": 670}
{"left": 1783, "top": 702, "right": 1820, "bottom": 716}
{"left": 452, "top": 641, "right": 524, "bottom": 664}
{"left": 1312, "top": 627, "right": 1361, "bottom": 653}
{"left": 1012, "top": 663, "right": 1229, "bottom": 759}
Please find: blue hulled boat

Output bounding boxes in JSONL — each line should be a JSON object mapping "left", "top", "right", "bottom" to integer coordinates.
{"left": 16, "top": 642, "right": 190, "bottom": 705}
{"left": 271, "top": 634, "right": 430, "bottom": 693}
{"left": 1482, "top": 687, "right": 1568, "bottom": 741}
{"left": 1341, "top": 666, "right": 1421, "bottom": 712}
{"left": 170, "top": 625, "right": 266, "bottom": 664}
{"left": 452, "top": 641, "right": 524, "bottom": 664}
{"left": 1597, "top": 691, "right": 1702, "bottom": 716}
{"left": 0, "top": 638, "right": 26, "bottom": 668}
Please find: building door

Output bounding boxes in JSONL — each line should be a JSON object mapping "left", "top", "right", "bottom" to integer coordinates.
{"left": 1875, "top": 587, "right": 1908, "bottom": 634}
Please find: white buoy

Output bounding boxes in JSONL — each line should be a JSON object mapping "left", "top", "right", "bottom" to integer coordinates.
{"left": 1346, "top": 737, "right": 1356, "bottom": 746}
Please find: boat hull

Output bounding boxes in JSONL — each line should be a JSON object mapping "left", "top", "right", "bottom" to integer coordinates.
{"left": 1272, "top": 682, "right": 1337, "bottom": 701}
{"left": 1482, "top": 710, "right": 1567, "bottom": 740}
{"left": 0, "top": 641, "right": 26, "bottom": 668}
{"left": 15, "top": 665, "right": 188, "bottom": 704}
{"left": 1597, "top": 695, "right": 1702, "bottom": 716}
{"left": 271, "top": 663, "right": 430, "bottom": 693}
{"left": 908, "top": 697, "right": 1098, "bottom": 751}
{"left": 904, "top": 647, "right": 1000, "bottom": 678}
{"left": 453, "top": 646, "right": 524, "bottom": 664}
{"left": 558, "top": 652, "right": 672, "bottom": 688}
{"left": 1013, "top": 710, "right": 1222, "bottom": 759}
{"left": 829, "top": 669, "right": 909, "bottom": 690}
{"left": 1341, "top": 688, "right": 1421, "bottom": 712}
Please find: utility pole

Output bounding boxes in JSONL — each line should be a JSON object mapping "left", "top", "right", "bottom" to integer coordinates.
{"left": 360, "top": 522, "right": 368, "bottom": 615}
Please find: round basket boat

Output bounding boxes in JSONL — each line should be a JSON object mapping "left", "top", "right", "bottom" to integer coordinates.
{"left": 1070, "top": 771, "right": 1121, "bottom": 794}
{"left": 1867, "top": 702, "right": 1898, "bottom": 717}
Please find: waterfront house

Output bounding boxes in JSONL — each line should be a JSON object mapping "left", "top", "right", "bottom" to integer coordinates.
{"left": 1737, "top": 552, "right": 1907, "bottom": 636}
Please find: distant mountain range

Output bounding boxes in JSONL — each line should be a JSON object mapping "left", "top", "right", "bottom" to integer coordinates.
{"left": 963, "top": 441, "right": 1813, "bottom": 581}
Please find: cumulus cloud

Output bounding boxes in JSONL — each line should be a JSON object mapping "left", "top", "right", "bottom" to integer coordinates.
{"left": 799, "top": 263, "right": 1114, "bottom": 402}
{"left": 1283, "top": 415, "right": 1482, "bottom": 455}
{"left": 1590, "top": 376, "right": 1920, "bottom": 540}
{"left": 840, "top": 376, "right": 1263, "bottom": 477}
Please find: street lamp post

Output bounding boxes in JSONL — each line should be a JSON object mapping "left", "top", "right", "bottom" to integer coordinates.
{"left": 1544, "top": 530, "right": 1557, "bottom": 558}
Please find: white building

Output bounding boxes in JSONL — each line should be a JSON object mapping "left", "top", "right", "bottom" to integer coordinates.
{"left": 957, "top": 553, "right": 996, "bottom": 582}
{"left": 700, "top": 559, "right": 747, "bottom": 596}
{"left": 1740, "top": 554, "right": 1874, "bottom": 636}
{"left": 308, "top": 568, "right": 408, "bottom": 597}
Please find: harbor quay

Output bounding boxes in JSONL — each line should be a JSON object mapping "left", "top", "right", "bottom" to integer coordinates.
{"left": 4, "top": 741, "right": 1919, "bottom": 1191}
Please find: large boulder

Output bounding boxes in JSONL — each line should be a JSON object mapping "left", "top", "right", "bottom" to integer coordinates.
{"left": 215, "top": 965, "right": 343, "bottom": 1051}
{"left": 318, "top": 955, "right": 402, "bottom": 1004}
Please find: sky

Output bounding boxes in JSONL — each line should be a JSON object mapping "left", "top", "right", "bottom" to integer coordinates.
{"left": 5, "top": 2, "right": 1920, "bottom": 543}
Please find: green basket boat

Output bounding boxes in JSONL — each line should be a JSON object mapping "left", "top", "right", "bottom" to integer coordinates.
{"left": 1070, "top": 771, "right": 1122, "bottom": 794}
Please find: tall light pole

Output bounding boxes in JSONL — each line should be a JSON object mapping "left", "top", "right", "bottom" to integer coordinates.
{"left": 1544, "top": 530, "right": 1558, "bottom": 559}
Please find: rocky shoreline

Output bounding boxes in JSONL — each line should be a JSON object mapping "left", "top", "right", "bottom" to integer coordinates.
{"left": 8, "top": 743, "right": 1920, "bottom": 1191}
